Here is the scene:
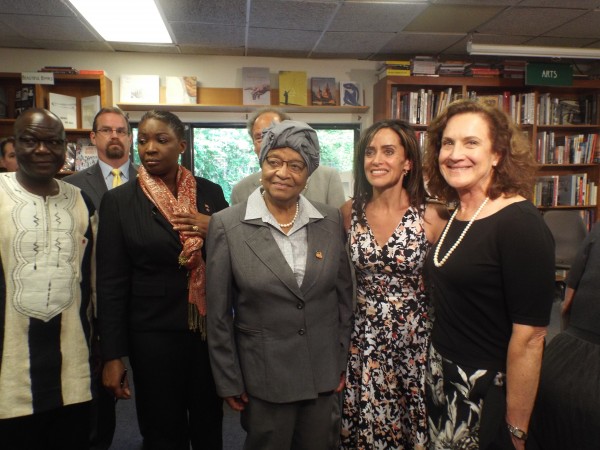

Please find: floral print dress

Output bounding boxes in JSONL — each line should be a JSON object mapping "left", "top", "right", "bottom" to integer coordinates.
{"left": 341, "top": 202, "right": 431, "bottom": 450}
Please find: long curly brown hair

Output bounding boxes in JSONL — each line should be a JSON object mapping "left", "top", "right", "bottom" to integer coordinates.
{"left": 423, "top": 99, "right": 537, "bottom": 203}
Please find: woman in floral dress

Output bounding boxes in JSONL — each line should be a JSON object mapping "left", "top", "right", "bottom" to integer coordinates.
{"left": 340, "top": 120, "right": 447, "bottom": 449}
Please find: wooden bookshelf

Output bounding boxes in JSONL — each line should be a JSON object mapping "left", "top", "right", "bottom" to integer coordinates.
{"left": 0, "top": 72, "right": 113, "bottom": 137}
{"left": 118, "top": 87, "right": 369, "bottom": 114}
{"left": 373, "top": 75, "right": 600, "bottom": 224}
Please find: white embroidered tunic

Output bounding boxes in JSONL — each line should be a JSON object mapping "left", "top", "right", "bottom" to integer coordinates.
{"left": 0, "top": 173, "right": 94, "bottom": 419}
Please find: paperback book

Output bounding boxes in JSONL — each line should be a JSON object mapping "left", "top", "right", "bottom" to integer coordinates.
{"left": 278, "top": 71, "right": 307, "bottom": 106}
{"left": 242, "top": 67, "right": 271, "bottom": 106}
{"left": 120, "top": 75, "right": 160, "bottom": 103}
{"left": 311, "top": 77, "right": 336, "bottom": 106}
{"left": 81, "top": 95, "right": 101, "bottom": 130}
{"left": 165, "top": 76, "right": 197, "bottom": 104}
{"left": 340, "top": 81, "right": 362, "bottom": 106}
{"left": 49, "top": 92, "right": 77, "bottom": 129}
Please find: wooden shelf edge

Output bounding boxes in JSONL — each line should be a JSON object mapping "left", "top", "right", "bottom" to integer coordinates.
{"left": 537, "top": 205, "right": 597, "bottom": 209}
{"left": 117, "top": 103, "right": 369, "bottom": 114}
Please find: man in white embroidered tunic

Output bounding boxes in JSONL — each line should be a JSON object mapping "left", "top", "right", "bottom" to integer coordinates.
{"left": 0, "top": 108, "right": 95, "bottom": 450}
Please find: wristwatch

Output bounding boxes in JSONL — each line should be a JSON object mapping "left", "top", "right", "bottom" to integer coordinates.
{"left": 507, "top": 423, "right": 528, "bottom": 441}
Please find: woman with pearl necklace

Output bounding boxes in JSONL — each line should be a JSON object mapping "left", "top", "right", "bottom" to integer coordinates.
{"left": 423, "top": 99, "right": 555, "bottom": 450}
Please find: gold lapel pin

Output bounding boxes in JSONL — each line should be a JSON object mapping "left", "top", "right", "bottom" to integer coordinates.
{"left": 315, "top": 251, "right": 323, "bottom": 259}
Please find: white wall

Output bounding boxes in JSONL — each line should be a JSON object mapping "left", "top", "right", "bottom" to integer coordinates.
{"left": 0, "top": 48, "right": 377, "bottom": 126}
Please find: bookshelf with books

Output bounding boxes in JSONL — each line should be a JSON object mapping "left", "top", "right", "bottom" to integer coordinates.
{"left": 373, "top": 75, "right": 600, "bottom": 224}
{"left": 0, "top": 72, "right": 112, "bottom": 177}
{"left": 0, "top": 72, "right": 112, "bottom": 137}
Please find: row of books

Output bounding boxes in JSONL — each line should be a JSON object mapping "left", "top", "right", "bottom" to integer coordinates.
{"left": 534, "top": 174, "right": 597, "bottom": 207}
{"left": 537, "top": 93, "right": 598, "bottom": 125}
{"left": 275, "top": 71, "right": 363, "bottom": 107}
{"left": 535, "top": 132, "right": 599, "bottom": 164}
{"left": 388, "top": 88, "right": 538, "bottom": 126}
{"left": 118, "top": 71, "right": 363, "bottom": 107}
{"left": 389, "top": 87, "right": 458, "bottom": 125}
{"left": 377, "top": 59, "right": 526, "bottom": 79}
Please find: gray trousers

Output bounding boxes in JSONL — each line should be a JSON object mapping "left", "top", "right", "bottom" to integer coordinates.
{"left": 241, "top": 392, "right": 338, "bottom": 450}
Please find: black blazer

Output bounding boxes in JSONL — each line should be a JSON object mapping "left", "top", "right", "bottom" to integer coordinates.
{"left": 96, "top": 176, "right": 228, "bottom": 361}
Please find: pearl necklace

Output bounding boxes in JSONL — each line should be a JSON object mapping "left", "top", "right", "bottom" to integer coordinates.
{"left": 433, "top": 197, "right": 489, "bottom": 267}
{"left": 262, "top": 192, "right": 299, "bottom": 228}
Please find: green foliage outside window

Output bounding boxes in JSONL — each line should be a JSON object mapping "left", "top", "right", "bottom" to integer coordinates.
{"left": 193, "top": 127, "right": 355, "bottom": 202}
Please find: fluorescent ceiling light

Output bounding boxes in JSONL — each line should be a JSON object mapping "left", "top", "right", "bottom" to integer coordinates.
{"left": 66, "top": 0, "right": 172, "bottom": 44}
{"left": 468, "top": 42, "right": 600, "bottom": 60}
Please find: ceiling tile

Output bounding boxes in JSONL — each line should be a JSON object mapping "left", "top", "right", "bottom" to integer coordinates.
{"left": 159, "top": 0, "right": 246, "bottom": 25}
{"left": 0, "top": 0, "right": 76, "bottom": 15}
{"left": 0, "top": 36, "right": 39, "bottom": 48}
{"left": 524, "top": 36, "right": 599, "bottom": 47}
{"left": 178, "top": 45, "right": 245, "bottom": 56}
{"left": 250, "top": 0, "right": 338, "bottom": 30}
{"left": 378, "top": 32, "right": 466, "bottom": 57}
{"left": 172, "top": 23, "right": 245, "bottom": 47}
{"left": 404, "top": 5, "right": 504, "bottom": 33}
{"left": 1, "top": 15, "right": 98, "bottom": 41}
{"left": 316, "top": 31, "right": 396, "bottom": 56}
{"left": 328, "top": 2, "right": 427, "bottom": 32}
{"left": 32, "top": 39, "right": 113, "bottom": 52}
{"left": 477, "top": 7, "right": 585, "bottom": 36}
{"left": 248, "top": 28, "right": 321, "bottom": 51}
{"left": 518, "top": 0, "right": 600, "bottom": 7}
{"left": 546, "top": 11, "right": 600, "bottom": 39}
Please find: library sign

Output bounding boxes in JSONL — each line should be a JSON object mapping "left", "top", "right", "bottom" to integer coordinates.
{"left": 21, "top": 72, "right": 54, "bottom": 85}
{"left": 525, "top": 63, "right": 572, "bottom": 87}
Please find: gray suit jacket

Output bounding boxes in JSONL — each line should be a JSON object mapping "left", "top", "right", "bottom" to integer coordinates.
{"left": 63, "top": 162, "right": 138, "bottom": 210}
{"left": 206, "top": 201, "right": 353, "bottom": 403}
{"left": 230, "top": 165, "right": 346, "bottom": 208}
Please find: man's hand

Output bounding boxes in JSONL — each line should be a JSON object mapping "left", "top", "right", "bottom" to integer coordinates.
{"left": 224, "top": 393, "right": 249, "bottom": 412}
{"left": 102, "top": 358, "right": 131, "bottom": 400}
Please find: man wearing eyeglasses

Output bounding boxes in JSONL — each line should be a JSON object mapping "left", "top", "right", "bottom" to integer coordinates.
{"left": 63, "top": 107, "right": 136, "bottom": 450}
{"left": 0, "top": 109, "right": 95, "bottom": 449}
{"left": 64, "top": 107, "right": 136, "bottom": 210}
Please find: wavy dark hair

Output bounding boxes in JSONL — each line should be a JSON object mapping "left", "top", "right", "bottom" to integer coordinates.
{"left": 423, "top": 99, "right": 536, "bottom": 203}
{"left": 353, "top": 119, "right": 426, "bottom": 224}
{"left": 139, "top": 110, "right": 186, "bottom": 141}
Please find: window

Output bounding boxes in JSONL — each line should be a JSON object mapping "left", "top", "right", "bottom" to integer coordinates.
{"left": 132, "top": 122, "right": 360, "bottom": 203}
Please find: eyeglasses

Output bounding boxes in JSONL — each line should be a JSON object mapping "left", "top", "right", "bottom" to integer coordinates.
{"left": 96, "top": 127, "right": 129, "bottom": 137}
{"left": 18, "top": 137, "right": 65, "bottom": 150}
{"left": 265, "top": 156, "right": 306, "bottom": 174}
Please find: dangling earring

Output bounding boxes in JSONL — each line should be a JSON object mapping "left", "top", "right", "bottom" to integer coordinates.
{"left": 403, "top": 169, "right": 409, "bottom": 176}
{"left": 304, "top": 181, "right": 309, "bottom": 191}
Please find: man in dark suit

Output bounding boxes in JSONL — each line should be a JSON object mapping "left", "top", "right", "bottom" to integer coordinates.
{"left": 64, "top": 107, "right": 136, "bottom": 210}
{"left": 63, "top": 107, "right": 136, "bottom": 450}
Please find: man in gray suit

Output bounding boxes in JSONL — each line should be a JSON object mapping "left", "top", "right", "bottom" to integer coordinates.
{"left": 64, "top": 107, "right": 136, "bottom": 210}
{"left": 63, "top": 106, "right": 135, "bottom": 450}
{"left": 230, "top": 107, "right": 346, "bottom": 207}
